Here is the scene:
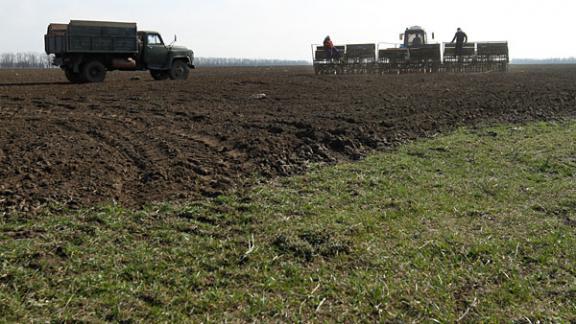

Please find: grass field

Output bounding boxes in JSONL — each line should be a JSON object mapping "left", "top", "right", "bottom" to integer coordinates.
{"left": 1, "top": 121, "right": 575, "bottom": 322}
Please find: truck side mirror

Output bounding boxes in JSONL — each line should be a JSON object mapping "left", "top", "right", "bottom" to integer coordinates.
{"left": 169, "top": 35, "right": 177, "bottom": 46}
{"left": 399, "top": 33, "right": 404, "bottom": 41}
{"left": 432, "top": 32, "right": 435, "bottom": 40}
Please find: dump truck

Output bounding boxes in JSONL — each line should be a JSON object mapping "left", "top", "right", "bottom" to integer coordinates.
{"left": 45, "top": 20, "right": 195, "bottom": 83}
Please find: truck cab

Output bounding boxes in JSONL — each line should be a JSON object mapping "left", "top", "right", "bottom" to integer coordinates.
{"left": 138, "top": 31, "right": 194, "bottom": 80}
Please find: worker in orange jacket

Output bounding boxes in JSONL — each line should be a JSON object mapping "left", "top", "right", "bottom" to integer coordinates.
{"left": 323, "top": 36, "right": 340, "bottom": 61}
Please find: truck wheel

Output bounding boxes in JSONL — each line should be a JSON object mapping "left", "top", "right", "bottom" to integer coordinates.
{"left": 82, "top": 61, "right": 107, "bottom": 83}
{"left": 150, "top": 69, "right": 169, "bottom": 81}
{"left": 64, "top": 68, "right": 85, "bottom": 83}
{"left": 169, "top": 60, "right": 190, "bottom": 80}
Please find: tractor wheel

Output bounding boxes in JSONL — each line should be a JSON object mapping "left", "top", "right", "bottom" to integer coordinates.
{"left": 64, "top": 68, "right": 85, "bottom": 83}
{"left": 150, "top": 69, "right": 169, "bottom": 81}
{"left": 169, "top": 60, "right": 190, "bottom": 80}
{"left": 82, "top": 60, "right": 107, "bottom": 83}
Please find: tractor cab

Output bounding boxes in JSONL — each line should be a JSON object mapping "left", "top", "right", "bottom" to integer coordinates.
{"left": 400, "top": 26, "right": 434, "bottom": 48}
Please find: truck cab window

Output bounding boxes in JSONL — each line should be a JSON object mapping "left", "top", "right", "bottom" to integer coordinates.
{"left": 147, "top": 34, "right": 164, "bottom": 46}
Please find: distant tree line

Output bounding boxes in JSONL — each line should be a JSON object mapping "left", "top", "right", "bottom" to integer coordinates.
{"left": 0, "top": 52, "right": 53, "bottom": 69}
{"left": 512, "top": 57, "right": 576, "bottom": 64}
{"left": 0, "top": 52, "right": 309, "bottom": 69}
{"left": 195, "top": 57, "right": 309, "bottom": 66}
{"left": 4, "top": 52, "right": 576, "bottom": 68}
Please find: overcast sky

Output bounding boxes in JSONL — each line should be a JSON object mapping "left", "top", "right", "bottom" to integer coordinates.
{"left": 1, "top": 0, "right": 573, "bottom": 60}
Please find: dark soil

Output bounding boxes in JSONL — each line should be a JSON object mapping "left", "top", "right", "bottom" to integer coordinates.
{"left": 1, "top": 65, "right": 575, "bottom": 212}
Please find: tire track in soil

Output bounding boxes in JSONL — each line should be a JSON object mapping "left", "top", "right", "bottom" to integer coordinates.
{"left": 0, "top": 66, "right": 575, "bottom": 212}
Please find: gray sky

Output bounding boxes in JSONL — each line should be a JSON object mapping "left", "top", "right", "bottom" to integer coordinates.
{"left": 1, "top": 0, "right": 573, "bottom": 60}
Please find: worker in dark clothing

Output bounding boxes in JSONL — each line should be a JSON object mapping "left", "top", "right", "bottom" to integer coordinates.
{"left": 323, "top": 36, "right": 340, "bottom": 61}
{"left": 451, "top": 28, "right": 468, "bottom": 61}
{"left": 412, "top": 34, "right": 423, "bottom": 47}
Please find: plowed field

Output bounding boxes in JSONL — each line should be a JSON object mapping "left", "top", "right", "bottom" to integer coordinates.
{"left": 1, "top": 66, "right": 575, "bottom": 211}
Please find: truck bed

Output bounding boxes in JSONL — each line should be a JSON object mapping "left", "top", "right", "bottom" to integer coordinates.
{"left": 45, "top": 20, "right": 138, "bottom": 54}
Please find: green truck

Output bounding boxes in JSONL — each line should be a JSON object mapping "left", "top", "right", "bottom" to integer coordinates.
{"left": 45, "top": 20, "right": 195, "bottom": 83}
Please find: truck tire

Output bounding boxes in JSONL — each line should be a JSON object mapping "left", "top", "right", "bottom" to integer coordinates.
{"left": 82, "top": 60, "right": 107, "bottom": 83}
{"left": 64, "top": 68, "right": 85, "bottom": 83}
{"left": 150, "top": 69, "right": 169, "bottom": 81}
{"left": 169, "top": 60, "right": 190, "bottom": 80}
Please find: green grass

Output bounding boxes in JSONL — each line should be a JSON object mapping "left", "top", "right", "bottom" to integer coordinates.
{"left": 1, "top": 121, "right": 575, "bottom": 322}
